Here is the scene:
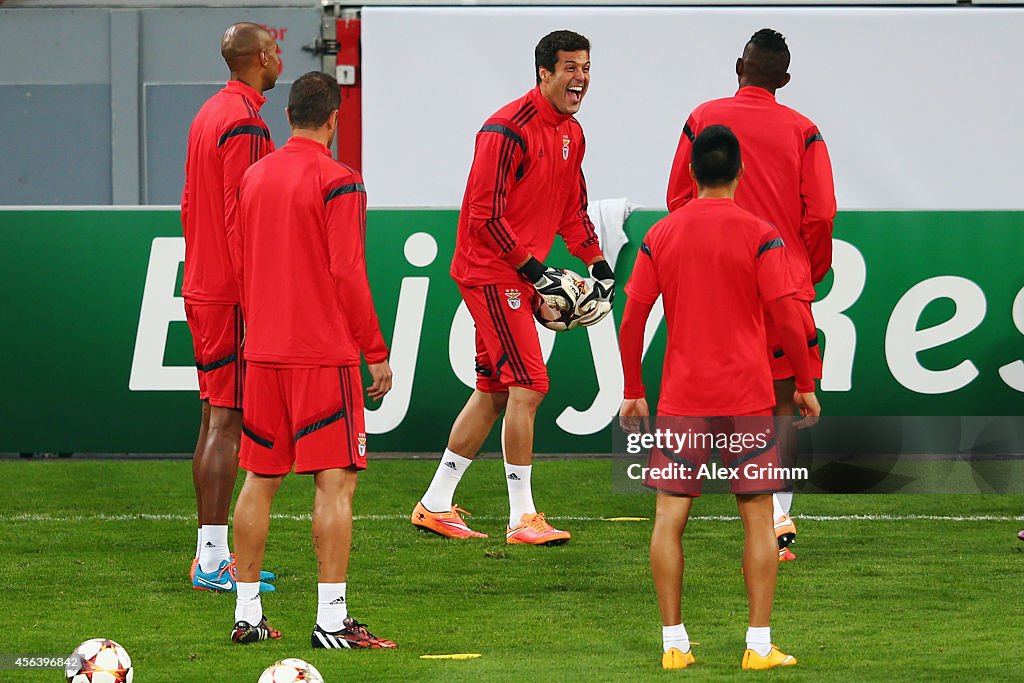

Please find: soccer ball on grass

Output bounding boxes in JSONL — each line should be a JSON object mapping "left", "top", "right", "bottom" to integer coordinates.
{"left": 65, "top": 638, "right": 133, "bottom": 683}
{"left": 258, "top": 658, "right": 325, "bottom": 683}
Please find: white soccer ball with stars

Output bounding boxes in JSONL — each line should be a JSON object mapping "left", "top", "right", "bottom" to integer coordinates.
{"left": 258, "top": 658, "right": 325, "bottom": 683}
{"left": 65, "top": 638, "right": 133, "bottom": 683}
{"left": 533, "top": 268, "right": 589, "bottom": 331}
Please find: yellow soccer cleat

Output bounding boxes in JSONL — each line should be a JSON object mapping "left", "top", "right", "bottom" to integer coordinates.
{"left": 662, "top": 647, "right": 696, "bottom": 670}
{"left": 411, "top": 501, "right": 488, "bottom": 539}
{"left": 506, "top": 512, "right": 571, "bottom": 546}
{"left": 742, "top": 645, "right": 797, "bottom": 670}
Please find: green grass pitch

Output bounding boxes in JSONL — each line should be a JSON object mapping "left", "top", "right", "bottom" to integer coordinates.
{"left": 2, "top": 458, "right": 1022, "bottom": 682}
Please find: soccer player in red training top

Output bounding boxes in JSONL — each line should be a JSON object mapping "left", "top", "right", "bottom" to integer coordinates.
{"left": 181, "top": 22, "right": 280, "bottom": 593}
{"left": 666, "top": 29, "right": 836, "bottom": 559}
{"left": 410, "top": 30, "right": 614, "bottom": 545}
{"left": 620, "top": 126, "right": 821, "bottom": 670}
{"left": 228, "top": 71, "right": 395, "bottom": 649}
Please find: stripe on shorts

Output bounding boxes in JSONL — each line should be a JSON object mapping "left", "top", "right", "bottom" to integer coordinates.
{"left": 482, "top": 285, "right": 531, "bottom": 386}
{"left": 242, "top": 422, "right": 274, "bottom": 449}
{"left": 338, "top": 368, "right": 355, "bottom": 464}
{"left": 294, "top": 408, "right": 346, "bottom": 442}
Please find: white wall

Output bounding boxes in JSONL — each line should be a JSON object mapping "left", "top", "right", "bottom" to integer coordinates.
{"left": 362, "top": 7, "right": 1024, "bottom": 210}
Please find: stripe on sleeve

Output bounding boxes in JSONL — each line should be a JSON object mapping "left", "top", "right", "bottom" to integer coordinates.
{"left": 324, "top": 183, "right": 366, "bottom": 204}
{"left": 218, "top": 124, "right": 271, "bottom": 148}
{"left": 479, "top": 124, "right": 526, "bottom": 156}
{"left": 757, "top": 237, "right": 784, "bottom": 257}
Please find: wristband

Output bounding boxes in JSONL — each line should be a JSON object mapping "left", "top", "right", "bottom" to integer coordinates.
{"left": 517, "top": 257, "right": 546, "bottom": 284}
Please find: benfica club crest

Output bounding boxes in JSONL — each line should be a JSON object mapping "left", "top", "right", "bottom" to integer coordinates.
{"left": 505, "top": 289, "right": 522, "bottom": 310}
{"left": 357, "top": 434, "right": 367, "bottom": 456}
{"left": 562, "top": 134, "right": 571, "bottom": 160}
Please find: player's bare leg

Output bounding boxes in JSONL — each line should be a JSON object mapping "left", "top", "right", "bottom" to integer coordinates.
{"left": 502, "top": 386, "right": 543, "bottom": 467}
{"left": 650, "top": 493, "right": 692, "bottom": 626}
{"left": 502, "top": 386, "right": 569, "bottom": 545}
{"left": 312, "top": 468, "right": 357, "bottom": 582}
{"left": 651, "top": 493, "right": 695, "bottom": 668}
{"left": 772, "top": 378, "right": 798, "bottom": 560}
{"left": 736, "top": 493, "right": 778, "bottom": 625}
{"left": 737, "top": 492, "right": 796, "bottom": 668}
{"left": 233, "top": 472, "right": 284, "bottom": 582}
{"left": 311, "top": 467, "right": 395, "bottom": 649}
{"left": 230, "top": 472, "right": 284, "bottom": 643}
{"left": 413, "top": 390, "right": 507, "bottom": 537}
{"left": 447, "top": 390, "right": 509, "bottom": 459}
{"left": 191, "top": 401, "right": 211, "bottom": 578}
{"left": 195, "top": 406, "right": 243, "bottom": 577}
{"left": 200, "top": 406, "right": 243, "bottom": 526}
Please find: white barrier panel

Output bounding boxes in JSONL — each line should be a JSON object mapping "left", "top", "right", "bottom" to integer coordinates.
{"left": 363, "top": 7, "right": 1024, "bottom": 211}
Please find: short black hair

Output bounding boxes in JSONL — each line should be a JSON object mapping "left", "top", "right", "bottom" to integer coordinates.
{"left": 745, "top": 28, "right": 790, "bottom": 81}
{"left": 287, "top": 71, "right": 341, "bottom": 129}
{"left": 535, "top": 30, "right": 590, "bottom": 85}
{"left": 691, "top": 125, "right": 741, "bottom": 187}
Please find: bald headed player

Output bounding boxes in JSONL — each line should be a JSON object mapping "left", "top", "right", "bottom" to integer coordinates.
{"left": 182, "top": 22, "right": 282, "bottom": 592}
{"left": 667, "top": 29, "right": 836, "bottom": 560}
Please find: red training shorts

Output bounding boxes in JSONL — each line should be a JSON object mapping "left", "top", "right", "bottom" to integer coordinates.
{"left": 643, "top": 411, "right": 786, "bottom": 497}
{"left": 184, "top": 301, "right": 244, "bottom": 409}
{"left": 239, "top": 364, "right": 367, "bottom": 475}
{"left": 766, "top": 299, "right": 823, "bottom": 382}
{"left": 459, "top": 283, "right": 549, "bottom": 394}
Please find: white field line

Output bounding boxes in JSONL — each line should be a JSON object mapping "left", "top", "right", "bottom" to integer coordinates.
{"left": 1, "top": 513, "right": 1022, "bottom": 523}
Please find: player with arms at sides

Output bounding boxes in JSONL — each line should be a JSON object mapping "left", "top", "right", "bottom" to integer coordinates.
{"left": 181, "top": 22, "right": 281, "bottom": 592}
{"left": 228, "top": 72, "right": 395, "bottom": 649}
{"left": 410, "top": 30, "right": 614, "bottom": 545}
{"left": 667, "top": 29, "right": 836, "bottom": 560}
{"left": 621, "top": 126, "right": 820, "bottom": 670}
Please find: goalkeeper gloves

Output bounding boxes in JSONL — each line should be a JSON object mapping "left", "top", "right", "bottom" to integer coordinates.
{"left": 577, "top": 260, "right": 615, "bottom": 327}
{"left": 518, "top": 257, "right": 576, "bottom": 312}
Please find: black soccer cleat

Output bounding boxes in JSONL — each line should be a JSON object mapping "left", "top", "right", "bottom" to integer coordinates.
{"left": 311, "top": 618, "right": 397, "bottom": 649}
{"left": 230, "top": 616, "right": 282, "bottom": 644}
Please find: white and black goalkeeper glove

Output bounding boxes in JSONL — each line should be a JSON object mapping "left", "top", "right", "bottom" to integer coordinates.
{"left": 519, "top": 257, "right": 578, "bottom": 312}
{"left": 577, "top": 260, "right": 615, "bottom": 327}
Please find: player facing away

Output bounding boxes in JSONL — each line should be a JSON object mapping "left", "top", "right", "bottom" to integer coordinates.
{"left": 181, "top": 22, "right": 281, "bottom": 592}
{"left": 620, "top": 126, "right": 821, "bottom": 670}
{"left": 228, "top": 71, "right": 396, "bottom": 649}
{"left": 667, "top": 29, "right": 836, "bottom": 560}
{"left": 411, "top": 30, "right": 614, "bottom": 544}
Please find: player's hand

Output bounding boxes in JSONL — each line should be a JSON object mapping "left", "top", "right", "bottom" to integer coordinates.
{"left": 366, "top": 361, "right": 393, "bottom": 401}
{"left": 619, "top": 397, "right": 650, "bottom": 434}
{"left": 518, "top": 257, "right": 573, "bottom": 311}
{"left": 578, "top": 260, "right": 615, "bottom": 327}
{"left": 793, "top": 390, "right": 820, "bottom": 429}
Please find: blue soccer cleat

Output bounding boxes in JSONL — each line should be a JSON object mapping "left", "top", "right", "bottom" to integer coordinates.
{"left": 192, "top": 558, "right": 276, "bottom": 593}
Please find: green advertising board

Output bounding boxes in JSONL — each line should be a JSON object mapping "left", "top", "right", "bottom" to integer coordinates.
{"left": 1, "top": 209, "right": 1021, "bottom": 454}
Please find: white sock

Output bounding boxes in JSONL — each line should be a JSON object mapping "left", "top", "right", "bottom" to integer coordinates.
{"left": 316, "top": 582, "right": 348, "bottom": 631}
{"left": 420, "top": 449, "right": 473, "bottom": 512}
{"left": 746, "top": 626, "right": 772, "bottom": 656}
{"left": 773, "top": 492, "right": 793, "bottom": 518}
{"left": 195, "top": 527, "right": 202, "bottom": 560}
{"left": 234, "top": 582, "right": 262, "bottom": 625}
{"left": 663, "top": 623, "right": 690, "bottom": 653}
{"left": 198, "top": 524, "right": 231, "bottom": 572}
{"left": 504, "top": 462, "right": 536, "bottom": 527}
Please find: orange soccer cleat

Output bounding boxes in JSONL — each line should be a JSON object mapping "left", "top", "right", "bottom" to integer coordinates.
{"left": 505, "top": 512, "right": 571, "bottom": 546}
{"left": 411, "top": 501, "right": 488, "bottom": 539}
{"left": 774, "top": 514, "right": 797, "bottom": 548}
